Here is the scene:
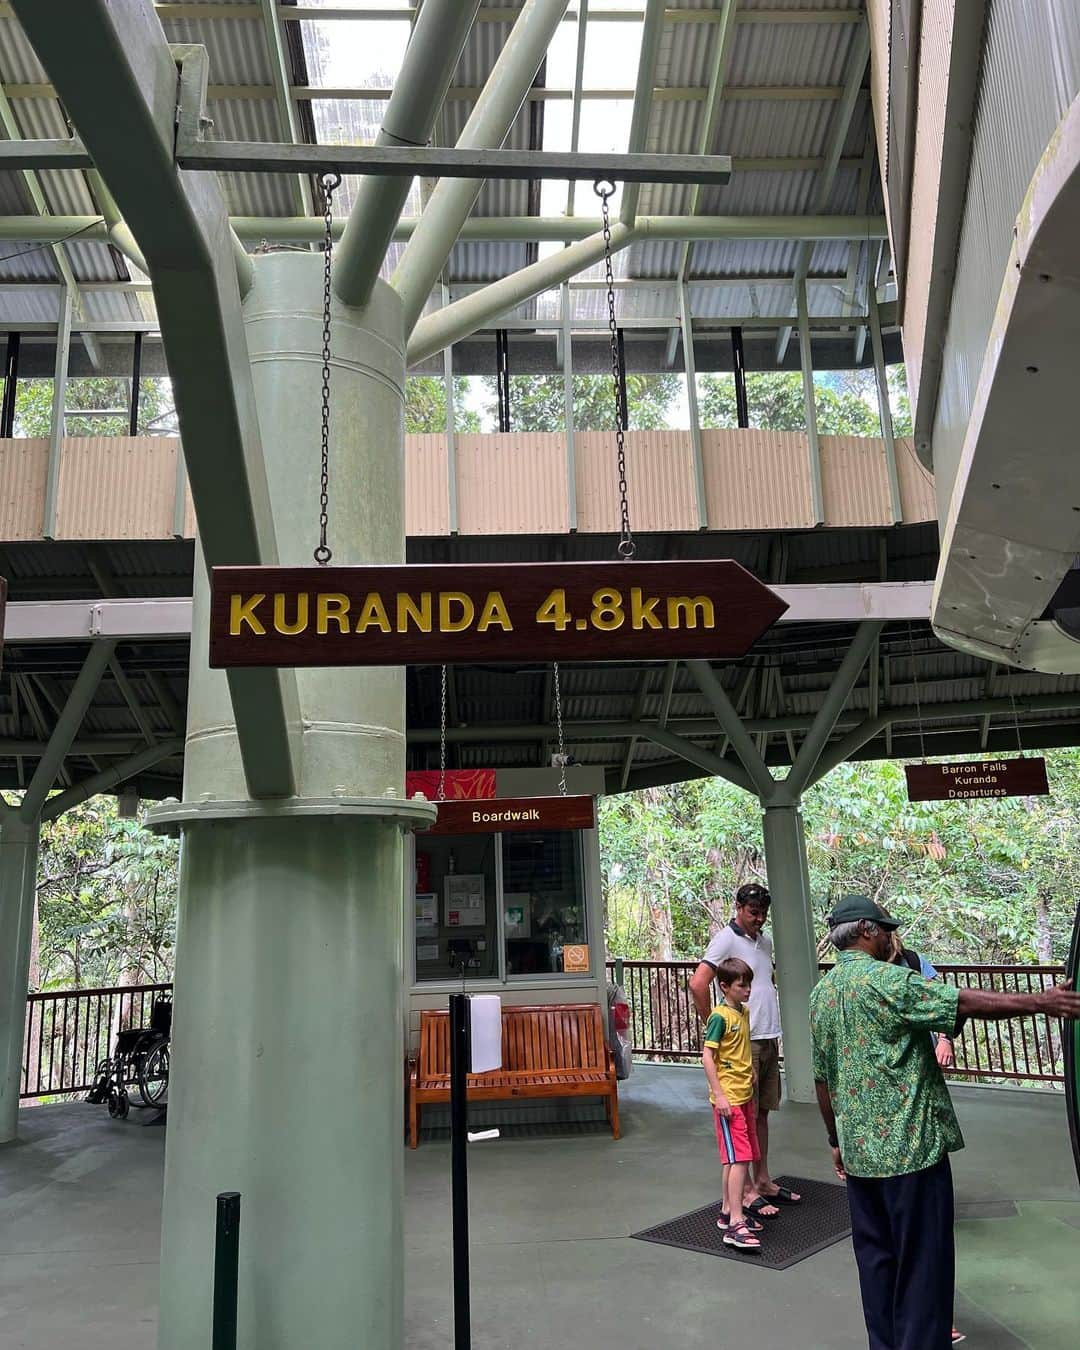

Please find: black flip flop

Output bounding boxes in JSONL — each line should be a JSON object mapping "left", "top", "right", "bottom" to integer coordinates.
{"left": 746, "top": 1196, "right": 781, "bottom": 1219}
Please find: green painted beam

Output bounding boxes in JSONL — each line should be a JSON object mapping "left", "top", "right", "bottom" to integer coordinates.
{"left": 12, "top": 0, "right": 297, "bottom": 798}
{"left": 177, "top": 140, "right": 734, "bottom": 183}
{"left": 0, "top": 212, "right": 888, "bottom": 244}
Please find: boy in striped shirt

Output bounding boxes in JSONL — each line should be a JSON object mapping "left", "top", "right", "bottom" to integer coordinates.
{"left": 702, "top": 956, "right": 761, "bottom": 1252}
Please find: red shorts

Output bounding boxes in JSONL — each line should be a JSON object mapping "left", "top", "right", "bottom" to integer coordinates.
{"left": 713, "top": 1100, "right": 760, "bottom": 1165}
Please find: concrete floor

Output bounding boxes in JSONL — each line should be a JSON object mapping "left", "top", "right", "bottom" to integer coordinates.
{"left": 2, "top": 1066, "right": 1078, "bottom": 1349}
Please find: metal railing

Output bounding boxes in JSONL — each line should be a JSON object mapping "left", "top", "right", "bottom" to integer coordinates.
{"left": 20, "top": 961, "right": 1070, "bottom": 1100}
{"left": 606, "top": 958, "right": 1069, "bottom": 1086}
{"left": 22, "top": 982, "right": 172, "bottom": 1100}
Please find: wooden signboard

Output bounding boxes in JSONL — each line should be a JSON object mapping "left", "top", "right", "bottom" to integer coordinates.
{"left": 208, "top": 561, "right": 788, "bottom": 668}
{"left": 905, "top": 757, "right": 1049, "bottom": 802}
{"left": 421, "top": 794, "right": 596, "bottom": 836}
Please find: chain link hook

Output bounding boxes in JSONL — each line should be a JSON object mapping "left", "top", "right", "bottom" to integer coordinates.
{"left": 592, "top": 179, "right": 635, "bottom": 561}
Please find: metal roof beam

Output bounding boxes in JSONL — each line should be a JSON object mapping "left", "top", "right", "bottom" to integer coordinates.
{"left": 334, "top": 0, "right": 482, "bottom": 308}
{"left": 392, "top": 0, "right": 572, "bottom": 334}
{"left": 673, "top": 0, "right": 738, "bottom": 287}
{"left": 10, "top": 0, "right": 298, "bottom": 798}
{"left": 180, "top": 141, "right": 734, "bottom": 183}
{"left": 0, "top": 81, "right": 850, "bottom": 104}
{"left": 775, "top": 16, "right": 869, "bottom": 363}
{"left": 257, "top": 0, "right": 314, "bottom": 218}
{"left": 0, "top": 212, "right": 886, "bottom": 244}
{"left": 619, "top": 0, "right": 666, "bottom": 228}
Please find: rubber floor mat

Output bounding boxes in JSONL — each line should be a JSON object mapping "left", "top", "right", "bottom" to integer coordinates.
{"left": 631, "top": 1174, "right": 851, "bottom": 1270}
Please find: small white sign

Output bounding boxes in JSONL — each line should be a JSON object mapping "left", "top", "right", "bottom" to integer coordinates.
{"left": 469, "top": 994, "right": 502, "bottom": 1073}
{"left": 415, "top": 942, "right": 440, "bottom": 963}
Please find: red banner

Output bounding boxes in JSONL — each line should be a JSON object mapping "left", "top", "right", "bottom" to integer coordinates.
{"left": 406, "top": 769, "right": 496, "bottom": 801}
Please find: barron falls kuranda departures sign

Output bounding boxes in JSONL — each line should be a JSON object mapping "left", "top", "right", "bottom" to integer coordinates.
{"left": 209, "top": 561, "right": 788, "bottom": 668}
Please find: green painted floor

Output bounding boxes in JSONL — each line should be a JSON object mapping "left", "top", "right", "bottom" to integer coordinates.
{"left": 1, "top": 1066, "right": 1077, "bottom": 1348}
{"left": 955, "top": 1200, "right": 1080, "bottom": 1349}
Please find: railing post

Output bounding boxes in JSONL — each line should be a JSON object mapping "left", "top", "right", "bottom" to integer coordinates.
{"left": 613, "top": 957, "right": 624, "bottom": 987}
{"left": 212, "top": 1192, "right": 241, "bottom": 1350}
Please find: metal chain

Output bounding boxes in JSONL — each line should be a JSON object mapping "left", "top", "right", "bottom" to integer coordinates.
{"left": 439, "top": 664, "right": 448, "bottom": 801}
{"left": 594, "top": 180, "right": 635, "bottom": 560}
{"left": 314, "top": 171, "right": 341, "bottom": 565}
{"left": 552, "top": 660, "right": 568, "bottom": 796}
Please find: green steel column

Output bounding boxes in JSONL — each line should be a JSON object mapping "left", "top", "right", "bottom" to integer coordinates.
{"left": 761, "top": 803, "right": 820, "bottom": 1105}
{"left": 0, "top": 815, "right": 39, "bottom": 1142}
{"left": 153, "top": 256, "right": 432, "bottom": 1350}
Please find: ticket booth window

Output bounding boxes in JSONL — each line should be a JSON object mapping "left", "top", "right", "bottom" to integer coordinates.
{"left": 502, "top": 831, "right": 585, "bottom": 977}
{"left": 413, "top": 833, "right": 499, "bottom": 982}
{"left": 412, "top": 829, "right": 586, "bottom": 983}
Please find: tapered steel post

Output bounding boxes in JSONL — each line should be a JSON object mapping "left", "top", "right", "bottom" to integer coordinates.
{"left": 761, "top": 803, "right": 819, "bottom": 1104}
{"left": 152, "top": 256, "right": 433, "bottom": 1350}
{"left": 334, "top": 0, "right": 482, "bottom": 308}
{"left": 392, "top": 0, "right": 571, "bottom": 333}
{"left": 0, "top": 813, "right": 39, "bottom": 1142}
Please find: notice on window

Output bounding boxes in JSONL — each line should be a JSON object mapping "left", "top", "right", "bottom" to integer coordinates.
{"left": 503, "top": 893, "right": 531, "bottom": 938}
{"left": 444, "top": 874, "right": 485, "bottom": 928}
{"left": 416, "top": 942, "right": 440, "bottom": 964}
{"left": 415, "top": 893, "right": 438, "bottom": 936}
{"left": 563, "top": 944, "right": 589, "bottom": 974}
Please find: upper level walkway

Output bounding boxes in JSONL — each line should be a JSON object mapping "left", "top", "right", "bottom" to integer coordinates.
{"left": 4, "top": 1064, "right": 1075, "bottom": 1350}
{"left": 0, "top": 429, "right": 933, "bottom": 543}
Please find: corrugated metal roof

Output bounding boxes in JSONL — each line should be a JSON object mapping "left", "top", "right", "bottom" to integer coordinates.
{"left": 0, "top": 0, "right": 880, "bottom": 333}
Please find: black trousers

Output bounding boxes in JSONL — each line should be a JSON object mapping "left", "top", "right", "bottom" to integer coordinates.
{"left": 845, "top": 1154, "right": 954, "bottom": 1350}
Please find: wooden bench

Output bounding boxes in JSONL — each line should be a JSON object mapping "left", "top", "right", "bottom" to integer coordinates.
{"left": 407, "top": 1003, "right": 619, "bottom": 1147}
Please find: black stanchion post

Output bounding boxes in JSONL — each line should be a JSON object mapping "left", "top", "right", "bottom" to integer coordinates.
{"left": 212, "top": 1191, "right": 241, "bottom": 1350}
{"left": 449, "top": 993, "right": 471, "bottom": 1350}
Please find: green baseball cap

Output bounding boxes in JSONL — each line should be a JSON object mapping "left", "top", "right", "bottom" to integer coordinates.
{"left": 827, "top": 894, "right": 901, "bottom": 929}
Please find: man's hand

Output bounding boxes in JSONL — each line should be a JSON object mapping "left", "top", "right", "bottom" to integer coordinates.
{"left": 830, "top": 1146, "right": 846, "bottom": 1180}
{"left": 715, "top": 1094, "right": 732, "bottom": 1119}
{"left": 935, "top": 1037, "right": 955, "bottom": 1069}
{"left": 1038, "top": 984, "right": 1080, "bottom": 1019}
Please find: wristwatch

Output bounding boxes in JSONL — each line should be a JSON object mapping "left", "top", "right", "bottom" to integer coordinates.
{"left": 827, "top": 1133, "right": 839, "bottom": 1148}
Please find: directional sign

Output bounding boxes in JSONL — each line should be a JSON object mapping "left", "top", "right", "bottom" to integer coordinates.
{"left": 904, "top": 757, "right": 1050, "bottom": 802}
{"left": 421, "top": 795, "right": 596, "bottom": 837}
{"left": 208, "top": 561, "right": 788, "bottom": 668}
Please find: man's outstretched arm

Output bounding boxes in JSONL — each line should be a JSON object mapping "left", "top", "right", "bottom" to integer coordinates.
{"left": 957, "top": 983, "right": 1080, "bottom": 1026}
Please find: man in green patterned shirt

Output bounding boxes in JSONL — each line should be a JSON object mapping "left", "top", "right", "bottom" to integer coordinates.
{"left": 811, "top": 895, "right": 1080, "bottom": 1350}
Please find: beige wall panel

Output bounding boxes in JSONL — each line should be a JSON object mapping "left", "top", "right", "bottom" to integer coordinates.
{"left": 455, "top": 432, "right": 566, "bottom": 535}
{"left": 701, "top": 429, "right": 815, "bottom": 529}
{"left": 404, "top": 433, "right": 450, "bottom": 536}
{"left": 0, "top": 438, "right": 48, "bottom": 540}
{"left": 575, "top": 430, "right": 697, "bottom": 534}
{"left": 183, "top": 483, "right": 196, "bottom": 540}
{"left": 819, "top": 435, "right": 893, "bottom": 527}
{"left": 55, "top": 436, "right": 179, "bottom": 539}
{"left": 894, "top": 436, "right": 936, "bottom": 522}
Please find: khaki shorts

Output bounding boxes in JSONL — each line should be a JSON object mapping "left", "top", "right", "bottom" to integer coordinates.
{"left": 751, "top": 1038, "right": 781, "bottom": 1112}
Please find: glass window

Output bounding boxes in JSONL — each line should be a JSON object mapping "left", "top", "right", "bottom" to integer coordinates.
{"left": 502, "top": 831, "right": 586, "bottom": 977}
{"left": 413, "top": 833, "right": 498, "bottom": 983}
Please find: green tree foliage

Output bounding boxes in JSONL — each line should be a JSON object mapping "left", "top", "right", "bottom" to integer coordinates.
{"left": 698, "top": 370, "right": 881, "bottom": 435}
{"left": 404, "top": 375, "right": 480, "bottom": 434}
{"left": 602, "top": 750, "right": 1080, "bottom": 966}
{"left": 9, "top": 376, "right": 176, "bottom": 438}
{"left": 483, "top": 372, "right": 679, "bottom": 432}
{"left": 33, "top": 798, "right": 179, "bottom": 991}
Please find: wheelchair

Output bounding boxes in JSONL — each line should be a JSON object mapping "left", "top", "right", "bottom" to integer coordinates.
{"left": 87, "top": 993, "right": 171, "bottom": 1119}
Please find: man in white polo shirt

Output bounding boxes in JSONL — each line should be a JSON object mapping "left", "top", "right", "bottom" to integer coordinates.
{"left": 690, "top": 882, "right": 801, "bottom": 1218}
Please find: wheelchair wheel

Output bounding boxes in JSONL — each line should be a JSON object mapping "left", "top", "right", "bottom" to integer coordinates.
{"left": 137, "top": 1040, "right": 169, "bottom": 1107}
{"left": 108, "top": 1086, "right": 130, "bottom": 1119}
